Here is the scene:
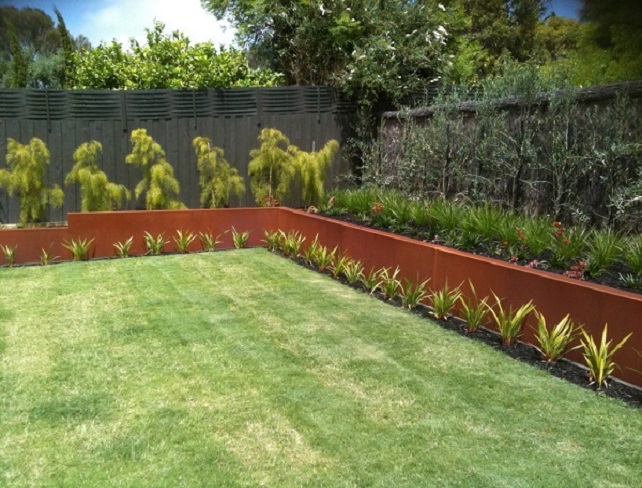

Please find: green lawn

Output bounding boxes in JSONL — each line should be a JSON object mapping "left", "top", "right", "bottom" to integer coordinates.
{"left": 1, "top": 249, "right": 640, "bottom": 487}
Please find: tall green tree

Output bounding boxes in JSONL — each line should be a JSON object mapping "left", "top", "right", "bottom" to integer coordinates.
{"left": 53, "top": 7, "right": 74, "bottom": 87}
{"left": 7, "top": 26, "right": 28, "bottom": 87}
{"left": 248, "top": 128, "right": 296, "bottom": 206}
{"left": 538, "top": 1, "right": 642, "bottom": 86}
{"left": 0, "top": 6, "right": 88, "bottom": 88}
{"left": 0, "top": 6, "right": 60, "bottom": 54}
{"left": 202, "top": 0, "right": 455, "bottom": 106}
{"left": 455, "top": 0, "right": 546, "bottom": 79}
{"left": 289, "top": 139, "right": 339, "bottom": 208}
{"left": 581, "top": 0, "right": 642, "bottom": 51}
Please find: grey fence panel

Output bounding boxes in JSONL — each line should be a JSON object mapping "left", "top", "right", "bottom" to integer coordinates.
{"left": 0, "top": 86, "right": 351, "bottom": 223}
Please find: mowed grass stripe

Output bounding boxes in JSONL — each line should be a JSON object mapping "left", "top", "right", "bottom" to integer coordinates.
{"left": 0, "top": 249, "right": 640, "bottom": 487}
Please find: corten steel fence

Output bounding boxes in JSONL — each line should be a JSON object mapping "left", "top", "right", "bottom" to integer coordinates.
{"left": 0, "top": 86, "right": 354, "bottom": 223}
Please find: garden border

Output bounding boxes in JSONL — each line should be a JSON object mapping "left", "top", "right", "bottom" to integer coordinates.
{"left": 1, "top": 207, "right": 641, "bottom": 387}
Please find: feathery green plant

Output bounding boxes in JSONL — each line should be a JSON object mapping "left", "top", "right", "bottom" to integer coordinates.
{"left": 584, "top": 229, "right": 622, "bottom": 278}
{"left": 550, "top": 226, "right": 588, "bottom": 269}
{"left": 192, "top": 136, "right": 245, "bottom": 208}
{"left": 289, "top": 139, "right": 339, "bottom": 207}
{"left": 624, "top": 235, "right": 642, "bottom": 275}
{"left": 65, "top": 140, "right": 130, "bottom": 211}
{"left": 125, "top": 128, "right": 184, "bottom": 210}
{"left": 248, "top": 128, "right": 296, "bottom": 206}
{"left": 0, "top": 137, "right": 64, "bottom": 224}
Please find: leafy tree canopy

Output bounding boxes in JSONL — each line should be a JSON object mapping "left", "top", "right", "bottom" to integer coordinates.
{"left": 201, "top": 1, "right": 561, "bottom": 100}
{"left": 0, "top": 6, "right": 89, "bottom": 88}
{"left": 537, "top": 0, "right": 642, "bottom": 86}
{"left": 71, "top": 22, "right": 281, "bottom": 89}
{"left": 202, "top": 0, "right": 456, "bottom": 108}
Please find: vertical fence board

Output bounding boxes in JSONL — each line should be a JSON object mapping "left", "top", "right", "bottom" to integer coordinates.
{"left": 0, "top": 87, "right": 351, "bottom": 222}
{"left": 0, "top": 118, "right": 6, "bottom": 221}
{"left": 176, "top": 117, "right": 190, "bottom": 207}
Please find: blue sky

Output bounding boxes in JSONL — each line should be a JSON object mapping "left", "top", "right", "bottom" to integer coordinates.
{"left": 546, "top": 0, "right": 583, "bottom": 19}
{"left": 5, "top": 0, "right": 583, "bottom": 48}
{"left": 5, "top": 0, "right": 235, "bottom": 47}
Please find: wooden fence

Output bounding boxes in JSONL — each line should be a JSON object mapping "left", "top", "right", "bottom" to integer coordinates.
{"left": 0, "top": 87, "right": 353, "bottom": 223}
{"left": 380, "top": 80, "right": 642, "bottom": 227}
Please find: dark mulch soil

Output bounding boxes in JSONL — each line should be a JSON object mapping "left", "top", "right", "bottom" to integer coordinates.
{"left": 321, "top": 212, "right": 642, "bottom": 296}
{"left": 285, "top": 253, "right": 642, "bottom": 409}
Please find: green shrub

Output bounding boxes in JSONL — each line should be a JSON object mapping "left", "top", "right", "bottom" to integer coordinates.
{"left": 580, "top": 325, "right": 631, "bottom": 390}
{"left": 231, "top": 227, "right": 251, "bottom": 249}
{"left": 1, "top": 244, "right": 17, "bottom": 267}
{"left": 199, "top": 232, "right": 221, "bottom": 252}
{"left": 248, "top": 128, "right": 296, "bottom": 206}
{"left": 281, "top": 230, "right": 306, "bottom": 258}
{"left": 458, "top": 281, "right": 489, "bottom": 333}
{"left": 400, "top": 278, "right": 430, "bottom": 309}
{"left": 113, "top": 237, "right": 134, "bottom": 258}
{"left": 173, "top": 230, "right": 197, "bottom": 253}
{"left": 486, "top": 294, "right": 535, "bottom": 346}
{"left": 430, "top": 282, "right": 462, "bottom": 320}
{"left": 377, "top": 267, "right": 401, "bottom": 300}
{"left": 263, "top": 230, "right": 281, "bottom": 252}
{"left": 192, "top": 136, "right": 245, "bottom": 208}
{"left": 143, "top": 232, "right": 167, "bottom": 255}
{"left": 342, "top": 259, "right": 365, "bottom": 285}
{"left": 126, "top": 129, "right": 184, "bottom": 210}
{"left": 63, "top": 238, "right": 94, "bottom": 261}
{"left": 533, "top": 312, "right": 581, "bottom": 363}
{"left": 65, "top": 140, "right": 130, "bottom": 211}
{"left": 290, "top": 139, "right": 339, "bottom": 207}
{"left": 584, "top": 229, "right": 622, "bottom": 278}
